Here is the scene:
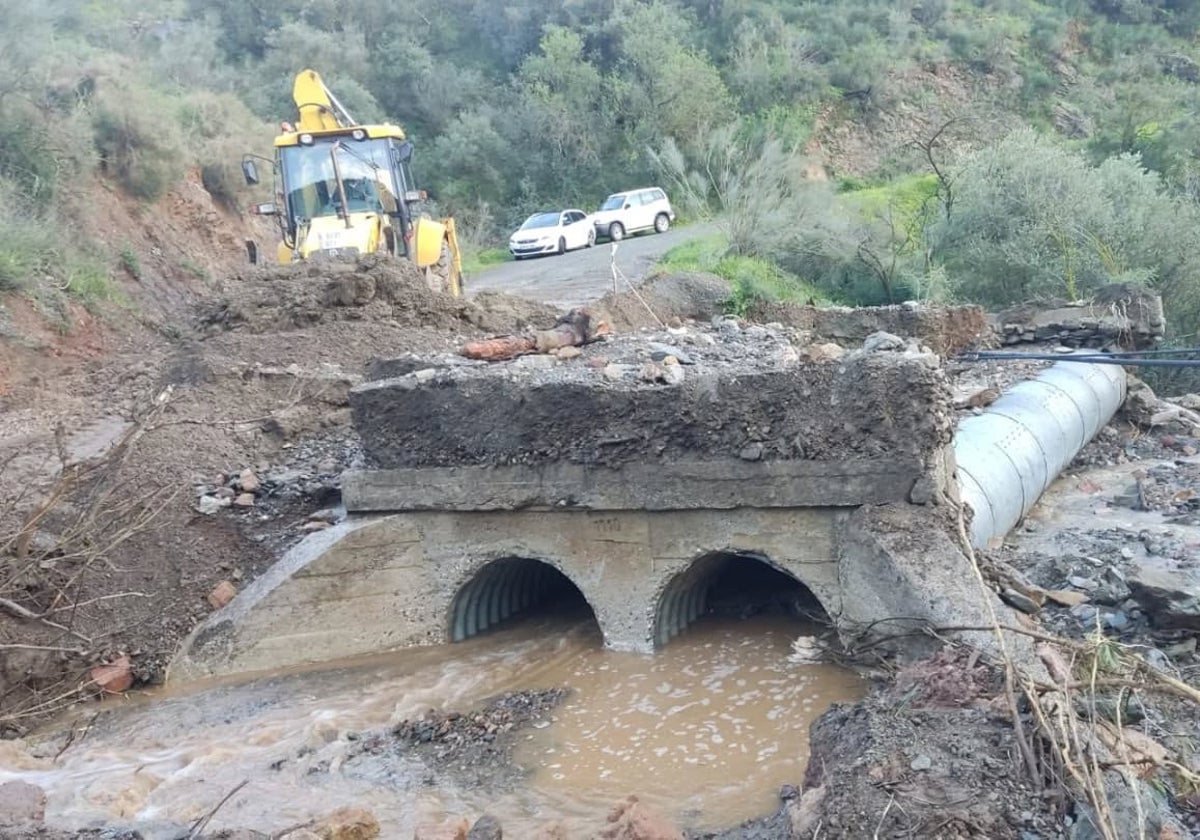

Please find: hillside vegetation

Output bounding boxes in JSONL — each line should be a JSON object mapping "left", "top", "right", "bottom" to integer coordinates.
{"left": 5, "top": 0, "right": 1200, "bottom": 337}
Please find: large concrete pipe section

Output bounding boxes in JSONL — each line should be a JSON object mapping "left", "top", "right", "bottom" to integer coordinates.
{"left": 955, "top": 356, "right": 1127, "bottom": 549}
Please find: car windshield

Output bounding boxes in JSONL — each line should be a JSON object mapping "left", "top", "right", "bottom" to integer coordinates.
{"left": 521, "top": 212, "right": 560, "bottom": 229}
{"left": 280, "top": 138, "right": 397, "bottom": 220}
{"left": 600, "top": 195, "right": 625, "bottom": 211}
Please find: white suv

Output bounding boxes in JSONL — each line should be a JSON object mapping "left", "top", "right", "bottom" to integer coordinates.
{"left": 592, "top": 187, "right": 675, "bottom": 241}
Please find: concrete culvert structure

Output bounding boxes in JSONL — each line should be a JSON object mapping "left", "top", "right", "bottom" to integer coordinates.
{"left": 655, "top": 552, "right": 829, "bottom": 647}
{"left": 449, "top": 557, "right": 597, "bottom": 642}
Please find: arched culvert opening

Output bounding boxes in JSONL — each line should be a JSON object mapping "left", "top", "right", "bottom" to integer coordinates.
{"left": 449, "top": 557, "right": 598, "bottom": 642}
{"left": 654, "top": 552, "right": 829, "bottom": 647}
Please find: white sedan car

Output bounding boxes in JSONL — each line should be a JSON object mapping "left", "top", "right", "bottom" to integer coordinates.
{"left": 509, "top": 209, "right": 596, "bottom": 259}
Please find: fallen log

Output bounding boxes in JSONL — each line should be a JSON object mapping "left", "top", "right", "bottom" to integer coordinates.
{"left": 460, "top": 308, "right": 609, "bottom": 361}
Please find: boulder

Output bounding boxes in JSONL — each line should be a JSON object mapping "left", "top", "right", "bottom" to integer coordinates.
{"left": 1128, "top": 559, "right": 1200, "bottom": 630}
{"left": 208, "top": 580, "right": 238, "bottom": 610}
{"left": 89, "top": 654, "right": 133, "bottom": 694}
{"left": 467, "top": 814, "right": 503, "bottom": 840}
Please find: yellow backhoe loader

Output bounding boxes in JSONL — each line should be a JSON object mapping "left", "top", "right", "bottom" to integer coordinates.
{"left": 241, "top": 69, "right": 463, "bottom": 296}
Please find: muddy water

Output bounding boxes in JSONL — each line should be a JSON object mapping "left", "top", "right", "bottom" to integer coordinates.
{"left": 3, "top": 615, "right": 862, "bottom": 837}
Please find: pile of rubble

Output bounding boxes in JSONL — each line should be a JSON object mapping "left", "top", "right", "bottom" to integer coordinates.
{"left": 349, "top": 314, "right": 953, "bottom": 472}
{"left": 994, "top": 282, "right": 1166, "bottom": 350}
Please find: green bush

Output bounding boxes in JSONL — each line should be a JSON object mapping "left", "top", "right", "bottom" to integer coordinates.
{"left": 92, "top": 88, "right": 186, "bottom": 202}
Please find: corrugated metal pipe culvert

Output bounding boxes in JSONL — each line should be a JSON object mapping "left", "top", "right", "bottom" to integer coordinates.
{"left": 955, "top": 355, "right": 1127, "bottom": 549}
{"left": 450, "top": 557, "right": 588, "bottom": 642}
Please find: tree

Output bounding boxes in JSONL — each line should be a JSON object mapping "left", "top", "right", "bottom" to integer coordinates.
{"left": 930, "top": 129, "right": 1200, "bottom": 327}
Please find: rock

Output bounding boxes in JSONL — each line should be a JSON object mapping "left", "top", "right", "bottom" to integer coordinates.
{"left": 1068, "top": 576, "right": 1099, "bottom": 592}
{"left": 662, "top": 364, "right": 685, "bottom": 386}
{"left": 1046, "top": 589, "right": 1090, "bottom": 607}
{"left": 738, "top": 442, "right": 764, "bottom": 462}
{"left": 1103, "top": 610, "right": 1129, "bottom": 631}
{"left": 778, "top": 784, "right": 800, "bottom": 801}
{"left": 863, "top": 331, "right": 905, "bottom": 352}
{"left": 639, "top": 362, "right": 665, "bottom": 383}
{"left": 238, "top": 469, "right": 261, "bottom": 494}
{"left": 800, "top": 342, "right": 846, "bottom": 363}
{"left": 467, "top": 814, "right": 503, "bottom": 840}
{"left": 717, "top": 318, "right": 741, "bottom": 338}
{"left": 1071, "top": 603, "right": 1099, "bottom": 624}
{"left": 0, "top": 780, "right": 46, "bottom": 823}
{"left": 597, "top": 796, "right": 684, "bottom": 840}
{"left": 788, "top": 785, "right": 826, "bottom": 836}
{"left": 908, "top": 476, "right": 937, "bottom": 505}
{"left": 309, "top": 508, "right": 341, "bottom": 524}
{"left": 587, "top": 356, "right": 609, "bottom": 369}
{"left": 744, "top": 325, "right": 768, "bottom": 340}
{"left": 1128, "top": 559, "right": 1200, "bottom": 629}
{"left": 958, "top": 388, "right": 1000, "bottom": 410}
{"left": 1069, "top": 771, "right": 1180, "bottom": 840}
{"left": 233, "top": 492, "right": 256, "bottom": 508}
{"left": 1001, "top": 588, "right": 1041, "bottom": 615}
{"left": 648, "top": 343, "right": 693, "bottom": 365}
{"left": 215, "top": 486, "right": 236, "bottom": 500}
{"left": 1164, "top": 637, "right": 1197, "bottom": 658}
{"left": 89, "top": 654, "right": 133, "bottom": 695}
{"left": 775, "top": 345, "right": 800, "bottom": 367}
{"left": 910, "top": 753, "right": 933, "bottom": 771}
{"left": 602, "top": 364, "right": 630, "bottom": 381}
{"left": 414, "top": 818, "right": 470, "bottom": 840}
{"left": 301, "top": 521, "right": 332, "bottom": 532}
{"left": 196, "top": 495, "right": 231, "bottom": 515}
{"left": 514, "top": 354, "right": 556, "bottom": 370}
{"left": 414, "top": 368, "right": 439, "bottom": 382}
{"left": 208, "top": 580, "right": 238, "bottom": 610}
{"left": 556, "top": 346, "right": 582, "bottom": 361}
{"left": 313, "top": 806, "right": 380, "bottom": 840}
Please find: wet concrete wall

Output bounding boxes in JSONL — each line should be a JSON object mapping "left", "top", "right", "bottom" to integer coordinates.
{"left": 172, "top": 503, "right": 1013, "bottom": 680}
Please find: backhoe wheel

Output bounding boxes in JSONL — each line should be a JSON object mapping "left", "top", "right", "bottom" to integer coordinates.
{"left": 654, "top": 213, "right": 670, "bottom": 233}
{"left": 609, "top": 222, "right": 625, "bottom": 241}
{"left": 557, "top": 236, "right": 566, "bottom": 255}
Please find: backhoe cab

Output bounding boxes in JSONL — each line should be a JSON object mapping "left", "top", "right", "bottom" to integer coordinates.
{"left": 243, "top": 69, "right": 462, "bottom": 297}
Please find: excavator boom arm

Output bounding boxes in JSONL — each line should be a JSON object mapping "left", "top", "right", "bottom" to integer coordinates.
{"left": 292, "top": 69, "right": 355, "bottom": 132}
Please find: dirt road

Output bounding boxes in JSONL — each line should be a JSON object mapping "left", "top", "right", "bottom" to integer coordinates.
{"left": 466, "top": 223, "right": 713, "bottom": 308}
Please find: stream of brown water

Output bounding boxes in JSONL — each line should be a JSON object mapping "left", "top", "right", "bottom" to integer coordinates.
{"left": 1, "top": 614, "right": 862, "bottom": 837}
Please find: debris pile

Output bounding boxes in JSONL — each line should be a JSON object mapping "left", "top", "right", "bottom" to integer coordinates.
{"left": 995, "top": 282, "right": 1165, "bottom": 349}
{"left": 350, "top": 318, "right": 954, "bottom": 470}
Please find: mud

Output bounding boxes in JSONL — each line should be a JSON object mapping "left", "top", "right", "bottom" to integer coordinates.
{"left": 351, "top": 326, "right": 956, "bottom": 469}
{"left": 373, "top": 689, "right": 570, "bottom": 789}
{"left": 0, "top": 254, "right": 565, "bottom": 732}
{"left": 793, "top": 649, "right": 1054, "bottom": 840}
{"left": 593, "top": 272, "right": 732, "bottom": 331}
{"left": 200, "top": 254, "right": 561, "bottom": 335}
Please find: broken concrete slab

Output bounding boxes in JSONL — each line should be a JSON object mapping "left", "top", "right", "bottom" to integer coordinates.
{"left": 350, "top": 346, "right": 955, "bottom": 471}
{"left": 1128, "top": 558, "right": 1200, "bottom": 630}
